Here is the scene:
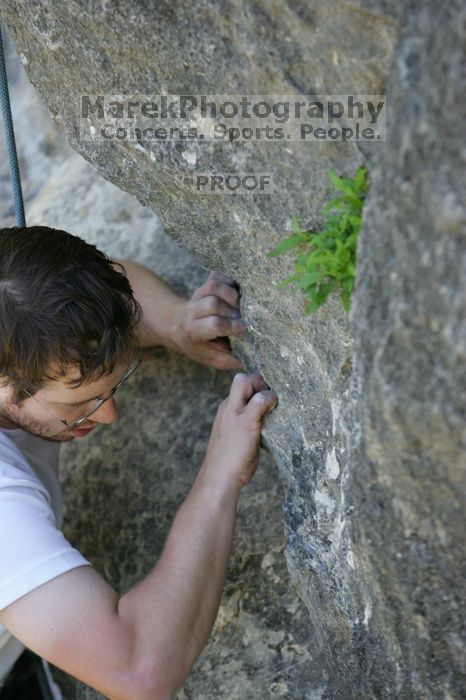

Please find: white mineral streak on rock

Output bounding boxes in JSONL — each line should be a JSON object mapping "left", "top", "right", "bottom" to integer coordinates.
{"left": 299, "top": 426, "right": 312, "bottom": 453}
{"left": 181, "top": 150, "right": 197, "bottom": 165}
{"left": 326, "top": 447, "right": 340, "bottom": 480}
{"left": 330, "top": 514, "right": 345, "bottom": 548}
{"left": 363, "top": 601, "right": 372, "bottom": 628}
{"left": 330, "top": 398, "right": 340, "bottom": 435}
{"left": 315, "top": 489, "right": 335, "bottom": 515}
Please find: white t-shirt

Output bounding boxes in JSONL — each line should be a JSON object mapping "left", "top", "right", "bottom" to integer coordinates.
{"left": 0, "top": 426, "right": 91, "bottom": 683}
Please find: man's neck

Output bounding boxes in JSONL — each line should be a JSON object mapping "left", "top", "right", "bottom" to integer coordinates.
{"left": 0, "top": 414, "right": 19, "bottom": 429}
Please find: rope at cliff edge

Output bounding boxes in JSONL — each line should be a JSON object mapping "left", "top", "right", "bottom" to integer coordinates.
{"left": 0, "top": 22, "right": 26, "bottom": 227}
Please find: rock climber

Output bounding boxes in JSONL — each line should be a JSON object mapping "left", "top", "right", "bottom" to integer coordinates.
{"left": 0, "top": 225, "right": 277, "bottom": 699}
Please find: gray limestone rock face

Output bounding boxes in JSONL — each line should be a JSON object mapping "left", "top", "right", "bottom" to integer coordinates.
{"left": 0, "top": 0, "right": 465, "bottom": 697}
{"left": 344, "top": 2, "right": 466, "bottom": 696}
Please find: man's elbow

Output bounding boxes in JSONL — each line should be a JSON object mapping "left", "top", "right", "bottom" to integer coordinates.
{"left": 99, "top": 651, "right": 182, "bottom": 700}
{"left": 126, "top": 656, "right": 188, "bottom": 700}
{"left": 114, "top": 670, "right": 175, "bottom": 700}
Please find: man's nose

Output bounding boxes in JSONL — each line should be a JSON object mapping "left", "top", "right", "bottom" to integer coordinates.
{"left": 92, "top": 397, "right": 118, "bottom": 424}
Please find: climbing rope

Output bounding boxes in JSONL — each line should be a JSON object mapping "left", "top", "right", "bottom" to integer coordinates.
{"left": 0, "top": 22, "right": 26, "bottom": 227}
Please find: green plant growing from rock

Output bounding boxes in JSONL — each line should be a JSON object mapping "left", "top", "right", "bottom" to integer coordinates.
{"left": 269, "top": 167, "right": 369, "bottom": 315}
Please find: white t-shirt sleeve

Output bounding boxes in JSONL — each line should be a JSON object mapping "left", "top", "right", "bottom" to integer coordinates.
{"left": 0, "top": 430, "right": 92, "bottom": 682}
{"left": 0, "top": 430, "right": 91, "bottom": 610}
{"left": 0, "top": 464, "right": 91, "bottom": 612}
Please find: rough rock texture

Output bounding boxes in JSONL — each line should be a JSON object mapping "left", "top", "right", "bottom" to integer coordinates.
{"left": 0, "top": 0, "right": 465, "bottom": 697}
{"left": 345, "top": 3, "right": 466, "bottom": 695}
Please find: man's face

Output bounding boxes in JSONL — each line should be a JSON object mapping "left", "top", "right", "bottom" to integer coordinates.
{"left": 0, "top": 361, "right": 128, "bottom": 442}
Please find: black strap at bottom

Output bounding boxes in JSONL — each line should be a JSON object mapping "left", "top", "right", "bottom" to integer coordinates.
{"left": 0, "top": 649, "right": 57, "bottom": 700}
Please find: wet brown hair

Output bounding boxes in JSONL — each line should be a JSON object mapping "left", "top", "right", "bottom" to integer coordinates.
{"left": 0, "top": 225, "right": 143, "bottom": 405}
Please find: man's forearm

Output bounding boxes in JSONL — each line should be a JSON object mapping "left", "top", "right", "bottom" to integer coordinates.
{"left": 116, "top": 466, "right": 240, "bottom": 696}
{"left": 114, "top": 259, "right": 185, "bottom": 350}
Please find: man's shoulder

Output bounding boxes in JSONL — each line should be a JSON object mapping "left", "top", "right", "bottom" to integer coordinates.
{"left": 0, "top": 428, "right": 44, "bottom": 486}
{"left": 0, "top": 428, "right": 61, "bottom": 509}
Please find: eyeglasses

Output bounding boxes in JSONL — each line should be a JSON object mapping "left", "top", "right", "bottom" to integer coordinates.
{"left": 22, "top": 353, "right": 143, "bottom": 430}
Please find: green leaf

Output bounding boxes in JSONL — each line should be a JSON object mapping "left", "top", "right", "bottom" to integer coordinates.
{"left": 277, "top": 272, "right": 301, "bottom": 288}
{"left": 298, "top": 270, "right": 324, "bottom": 288}
{"left": 321, "top": 197, "right": 346, "bottom": 214}
{"left": 304, "top": 299, "right": 321, "bottom": 315}
{"left": 342, "top": 188, "right": 364, "bottom": 209}
{"left": 315, "top": 281, "right": 335, "bottom": 305}
{"left": 348, "top": 214, "right": 362, "bottom": 229}
{"left": 291, "top": 211, "right": 303, "bottom": 235}
{"left": 268, "top": 233, "right": 307, "bottom": 257}
{"left": 354, "top": 167, "right": 368, "bottom": 193}
{"left": 328, "top": 171, "right": 357, "bottom": 196}
{"left": 335, "top": 246, "right": 350, "bottom": 266}
{"left": 343, "top": 231, "right": 357, "bottom": 248}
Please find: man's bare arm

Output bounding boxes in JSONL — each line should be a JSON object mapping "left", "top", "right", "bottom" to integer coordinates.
{"left": 113, "top": 259, "right": 185, "bottom": 350}
{"left": 0, "top": 374, "right": 277, "bottom": 699}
